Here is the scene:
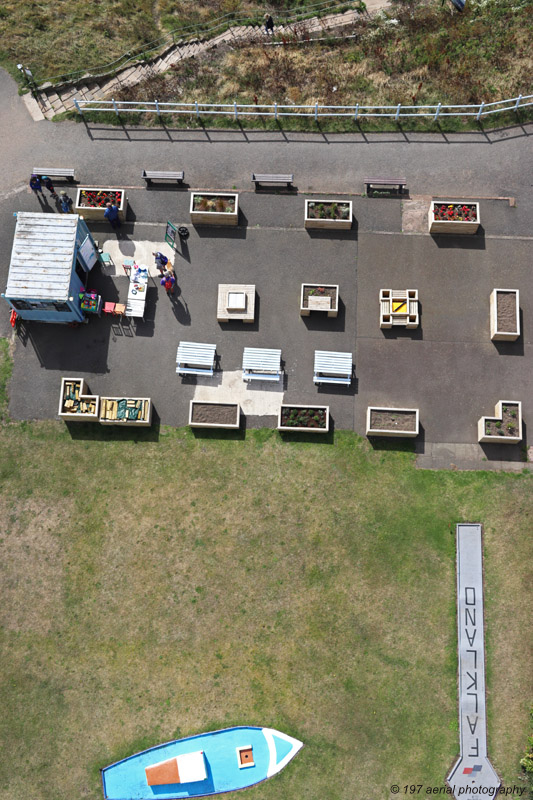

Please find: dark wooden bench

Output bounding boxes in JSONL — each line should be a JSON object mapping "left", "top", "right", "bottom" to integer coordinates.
{"left": 33, "top": 167, "right": 75, "bottom": 181}
{"left": 142, "top": 170, "right": 184, "bottom": 185}
{"left": 252, "top": 173, "right": 294, "bottom": 187}
{"left": 364, "top": 177, "right": 407, "bottom": 194}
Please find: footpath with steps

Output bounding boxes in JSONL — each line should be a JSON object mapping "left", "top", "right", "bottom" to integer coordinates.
{"left": 34, "top": 2, "right": 389, "bottom": 120}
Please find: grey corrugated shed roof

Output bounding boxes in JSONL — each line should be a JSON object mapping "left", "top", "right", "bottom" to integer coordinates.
{"left": 6, "top": 212, "right": 78, "bottom": 301}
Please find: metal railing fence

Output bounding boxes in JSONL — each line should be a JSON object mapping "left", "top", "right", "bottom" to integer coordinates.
{"left": 73, "top": 94, "right": 533, "bottom": 122}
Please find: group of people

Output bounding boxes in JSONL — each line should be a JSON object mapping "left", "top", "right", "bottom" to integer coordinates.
{"left": 153, "top": 252, "right": 176, "bottom": 296}
{"left": 29, "top": 174, "right": 73, "bottom": 213}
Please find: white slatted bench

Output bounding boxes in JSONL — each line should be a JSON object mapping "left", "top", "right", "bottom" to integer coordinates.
{"left": 142, "top": 170, "right": 185, "bottom": 185}
{"left": 242, "top": 347, "right": 282, "bottom": 382}
{"left": 33, "top": 167, "right": 76, "bottom": 181}
{"left": 314, "top": 350, "right": 353, "bottom": 385}
{"left": 176, "top": 342, "right": 216, "bottom": 376}
{"left": 252, "top": 173, "right": 293, "bottom": 187}
{"left": 364, "top": 177, "right": 406, "bottom": 194}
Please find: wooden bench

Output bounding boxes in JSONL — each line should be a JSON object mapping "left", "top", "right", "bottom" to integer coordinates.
{"left": 364, "top": 177, "right": 406, "bottom": 194}
{"left": 142, "top": 170, "right": 184, "bottom": 185}
{"left": 176, "top": 342, "right": 216, "bottom": 376}
{"left": 33, "top": 167, "right": 75, "bottom": 181}
{"left": 252, "top": 173, "right": 294, "bottom": 187}
{"left": 242, "top": 347, "right": 282, "bottom": 382}
{"left": 313, "top": 350, "right": 352, "bottom": 386}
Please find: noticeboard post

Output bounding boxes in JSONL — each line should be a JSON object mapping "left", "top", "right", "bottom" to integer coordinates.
{"left": 165, "top": 221, "right": 177, "bottom": 250}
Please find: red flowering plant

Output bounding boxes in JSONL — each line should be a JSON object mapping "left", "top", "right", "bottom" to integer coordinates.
{"left": 433, "top": 202, "right": 477, "bottom": 222}
{"left": 79, "top": 190, "right": 123, "bottom": 209}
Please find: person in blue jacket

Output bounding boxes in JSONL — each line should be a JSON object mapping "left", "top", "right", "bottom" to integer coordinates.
{"left": 29, "top": 175, "right": 44, "bottom": 195}
{"left": 104, "top": 202, "right": 121, "bottom": 229}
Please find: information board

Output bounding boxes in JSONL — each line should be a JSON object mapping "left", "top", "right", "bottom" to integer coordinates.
{"left": 165, "top": 221, "right": 177, "bottom": 249}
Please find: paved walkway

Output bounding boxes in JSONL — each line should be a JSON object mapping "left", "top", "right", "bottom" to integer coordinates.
{"left": 447, "top": 524, "right": 500, "bottom": 798}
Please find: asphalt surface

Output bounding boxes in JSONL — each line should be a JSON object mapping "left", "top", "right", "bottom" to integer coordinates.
{"left": 1, "top": 67, "right": 532, "bottom": 454}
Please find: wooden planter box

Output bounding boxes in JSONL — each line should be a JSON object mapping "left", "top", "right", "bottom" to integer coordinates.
{"left": 278, "top": 404, "right": 330, "bottom": 433}
{"left": 428, "top": 201, "right": 480, "bottom": 234}
{"left": 99, "top": 396, "right": 152, "bottom": 426}
{"left": 58, "top": 377, "right": 99, "bottom": 421}
{"left": 75, "top": 188, "right": 128, "bottom": 220}
{"left": 366, "top": 406, "right": 419, "bottom": 437}
{"left": 300, "top": 284, "right": 339, "bottom": 317}
{"left": 190, "top": 192, "right": 239, "bottom": 226}
{"left": 490, "top": 289, "right": 520, "bottom": 341}
{"left": 380, "top": 289, "right": 419, "bottom": 329}
{"left": 478, "top": 400, "right": 522, "bottom": 444}
{"left": 189, "top": 401, "right": 240, "bottom": 429}
{"left": 304, "top": 199, "right": 352, "bottom": 229}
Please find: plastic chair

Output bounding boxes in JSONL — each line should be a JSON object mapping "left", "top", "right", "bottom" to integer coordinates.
{"left": 123, "top": 258, "right": 134, "bottom": 276}
{"left": 103, "top": 302, "right": 116, "bottom": 315}
{"left": 114, "top": 303, "right": 126, "bottom": 317}
{"left": 100, "top": 252, "right": 113, "bottom": 267}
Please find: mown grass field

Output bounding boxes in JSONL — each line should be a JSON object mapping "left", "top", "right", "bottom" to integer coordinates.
{"left": 0, "top": 343, "right": 531, "bottom": 800}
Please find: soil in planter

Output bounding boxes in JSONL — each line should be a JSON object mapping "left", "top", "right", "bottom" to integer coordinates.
{"left": 496, "top": 292, "right": 518, "bottom": 332}
{"left": 281, "top": 407, "right": 327, "bottom": 428}
{"left": 78, "top": 190, "right": 122, "bottom": 208}
{"left": 302, "top": 286, "right": 337, "bottom": 307}
{"left": 193, "top": 195, "right": 236, "bottom": 213}
{"left": 432, "top": 202, "right": 477, "bottom": 222}
{"left": 484, "top": 403, "right": 520, "bottom": 438}
{"left": 370, "top": 410, "right": 417, "bottom": 432}
{"left": 191, "top": 403, "right": 238, "bottom": 425}
{"left": 307, "top": 201, "right": 350, "bottom": 221}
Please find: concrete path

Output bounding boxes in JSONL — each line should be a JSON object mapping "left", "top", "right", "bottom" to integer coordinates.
{"left": 447, "top": 524, "right": 500, "bottom": 798}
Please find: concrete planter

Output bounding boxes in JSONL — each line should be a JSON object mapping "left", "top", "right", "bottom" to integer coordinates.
{"left": 300, "top": 284, "right": 339, "bottom": 317}
{"left": 428, "top": 201, "right": 480, "bottom": 234}
{"left": 189, "top": 401, "right": 240, "bottom": 429}
{"left": 304, "top": 199, "right": 352, "bottom": 229}
{"left": 75, "top": 188, "right": 127, "bottom": 220}
{"left": 366, "top": 406, "right": 419, "bottom": 437}
{"left": 478, "top": 400, "right": 522, "bottom": 443}
{"left": 58, "top": 377, "right": 99, "bottom": 421}
{"left": 190, "top": 192, "right": 239, "bottom": 226}
{"left": 99, "top": 396, "right": 152, "bottom": 426}
{"left": 490, "top": 289, "right": 520, "bottom": 341}
{"left": 278, "top": 404, "right": 330, "bottom": 433}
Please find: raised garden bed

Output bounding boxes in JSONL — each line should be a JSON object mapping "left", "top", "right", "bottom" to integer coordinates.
{"left": 490, "top": 289, "right": 520, "bottom": 341}
{"left": 189, "top": 401, "right": 240, "bottom": 429}
{"left": 74, "top": 188, "right": 127, "bottom": 220}
{"left": 304, "top": 199, "right": 352, "bottom": 229}
{"left": 99, "top": 397, "right": 152, "bottom": 426}
{"left": 277, "top": 404, "right": 330, "bottom": 433}
{"left": 190, "top": 192, "right": 239, "bottom": 226}
{"left": 58, "top": 377, "right": 99, "bottom": 421}
{"left": 428, "top": 201, "right": 480, "bottom": 234}
{"left": 300, "top": 284, "right": 339, "bottom": 317}
{"left": 366, "top": 407, "right": 419, "bottom": 438}
{"left": 380, "top": 289, "right": 419, "bottom": 328}
{"left": 478, "top": 401, "right": 522, "bottom": 444}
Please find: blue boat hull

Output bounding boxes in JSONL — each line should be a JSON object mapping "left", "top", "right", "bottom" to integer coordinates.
{"left": 102, "top": 726, "right": 303, "bottom": 800}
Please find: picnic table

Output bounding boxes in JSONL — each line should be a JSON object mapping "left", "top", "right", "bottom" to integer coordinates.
{"left": 126, "top": 264, "right": 149, "bottom": 319}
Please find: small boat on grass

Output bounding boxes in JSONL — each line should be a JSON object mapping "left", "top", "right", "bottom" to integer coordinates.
{"left": 101, "top": 726, "right": 303, "bottom": 799}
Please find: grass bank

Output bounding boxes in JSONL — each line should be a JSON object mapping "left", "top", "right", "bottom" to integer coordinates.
{"left": 0, "top": 409, "right": 531, "bottom": 799}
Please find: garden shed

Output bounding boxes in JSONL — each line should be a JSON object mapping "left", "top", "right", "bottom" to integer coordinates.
{"left": 2, "top": 212, "right": 99, "bottom": 323}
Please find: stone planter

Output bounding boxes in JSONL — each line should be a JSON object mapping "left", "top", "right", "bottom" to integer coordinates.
{"left": 428, "top": 201, "right": 480, "bottom": 234}
{"left": 490, "top": 289, "right": 520, "bottom": 341}
{"left": 366, "top": 406, "right": 419, "bottom": 437}
{"left": 99, "top": 397, "right": 152, "bottom": 426}
{"left": 58, "top": 377, "right": 99, "bottom": 421}
{"left": 300, "top": 284, "right": 339, "bottom": 317}
{"left": 478, "top": 400, "right": 522, "bottom": 444}
{"left": 380, "top": 289, "right": 419, "bottom": 328}
{"left": 304, "top": 199, "right": 352, "bottom": 229}
{"left": 190, "top": 192, "right": 239, "bottom": 226}
{"left": 189, "top": 401, "right": 240, "bottom": 429}
{"left": 278, "top": 404, "right": 330, "bottom": 433}
{"left": 75, "top": 188, "right": 127, "bottom": 220}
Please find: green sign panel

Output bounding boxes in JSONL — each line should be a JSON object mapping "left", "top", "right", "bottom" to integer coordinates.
{"left": 165, "top": 221, "right": 177, "bottom": 249}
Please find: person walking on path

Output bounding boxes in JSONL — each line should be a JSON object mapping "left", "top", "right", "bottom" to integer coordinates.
{"left": 152, "top": 251, "right": 169, "bottom": 275}
{"left": 41, "top": 176, "right": 58, "bottom": 199}
{"left": 104, "top": 202, "right": 121, "bottom": 230}
{"left": 59, "top": 190, "right": 73, "bottom": 213}
{"left": 161, "top": 273, "right": 176, "bottom": 296}
{"left": 29, "top": 175, "right": 44, "bottom": 196}
{"left": 264, "top": 13, "right": 274, "bottom": 33}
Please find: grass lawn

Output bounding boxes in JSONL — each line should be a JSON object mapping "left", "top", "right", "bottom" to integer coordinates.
{"left": 0, "top": 356, "right": 531, "bottom": 800}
